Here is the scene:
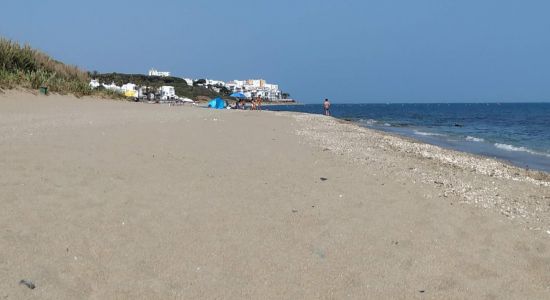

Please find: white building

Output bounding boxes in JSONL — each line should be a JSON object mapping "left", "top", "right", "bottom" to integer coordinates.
{"left": 205, "top": 79, "right": 226, "bottom": 87}
{"left": 159, "top": 86, "right": 176, "bottom": 100}
{"left": 102, "top": 82, "right": 122, "bottom": 93}
{"left": 148, "top": 68, "right": 171, "bottom": 77}
{"left": 224, "top": 79, "right": 282, "bottom": 100}
{"left": 226, "top": 80, "right": 246, "bottom": 92}
{"left": 182, "top": 78, "right": 194, "bottom": 86}
{"left": 90, "top": 79, "right": 122, "bottom": 93}
{"left": 121, "top": 83, "right": 138, "bottom": 98}
{"left": 121, "top": 83, "right": 137, "bottom": 92}
{"left": 89, "top": 79, "right": 100, "bottom": 89}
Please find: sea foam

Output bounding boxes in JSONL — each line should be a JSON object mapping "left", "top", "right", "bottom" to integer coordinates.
{"left": 365, "top": 119, "right": 378, "bottom": 125}
{"left": 466, "top": 136, "right": 484, "bottom": 142}
{"left": 413, "top": 130, "right": 445, "bottom": 137}
{"left": 494, "top": 143, "right": 550, "bottom": 157}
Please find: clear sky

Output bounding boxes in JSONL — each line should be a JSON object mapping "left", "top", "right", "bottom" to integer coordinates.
{"left": 1, "top": 0, "right": 549, "bottom": 103}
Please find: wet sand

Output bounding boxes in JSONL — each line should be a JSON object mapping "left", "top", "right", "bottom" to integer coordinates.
{"left": 1, "top": 91, "right": 550, "bottom": 299}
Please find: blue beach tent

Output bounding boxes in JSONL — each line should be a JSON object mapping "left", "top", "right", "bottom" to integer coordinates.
{"left": 208, "top": 97, "right": 226, "bottom": 109}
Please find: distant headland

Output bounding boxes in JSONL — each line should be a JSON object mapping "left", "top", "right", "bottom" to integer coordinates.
{"left": 89, "top": 70, "right": 295, "bottom": 103}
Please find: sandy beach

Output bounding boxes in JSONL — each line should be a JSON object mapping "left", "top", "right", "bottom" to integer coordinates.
{"left": 1, "top": 91, "right": 550, "bottom": 299}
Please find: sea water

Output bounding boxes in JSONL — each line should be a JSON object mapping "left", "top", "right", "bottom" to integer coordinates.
{"left": 264, "top": 103, "right": 550, "bottom": 173}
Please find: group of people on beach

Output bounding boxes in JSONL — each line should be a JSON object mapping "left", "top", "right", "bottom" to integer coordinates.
{"left": 251, "top": 96, "right": 262, "bottom": 110}
{"left": 228, "top": 96, "right": 331, "bottom": 116}
{"left": 229, "top": 96, "right": 262, "bottom": 110}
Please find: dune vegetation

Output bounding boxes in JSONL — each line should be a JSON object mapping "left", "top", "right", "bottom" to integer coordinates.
{"left": 0, "top": 38, "right": 97, "bottom": 96}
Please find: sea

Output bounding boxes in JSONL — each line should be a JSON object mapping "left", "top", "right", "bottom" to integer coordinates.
{"left": 264, "top": 103, "right": 550, "bottom": 173}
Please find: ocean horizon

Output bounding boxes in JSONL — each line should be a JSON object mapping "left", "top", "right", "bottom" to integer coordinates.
{"left": 265, "top": 103, "right": 550, "bottom": 173}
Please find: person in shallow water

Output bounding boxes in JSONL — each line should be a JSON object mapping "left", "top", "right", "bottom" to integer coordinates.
{"left": 324, "top": 98, "right": 331, "bottom": 116}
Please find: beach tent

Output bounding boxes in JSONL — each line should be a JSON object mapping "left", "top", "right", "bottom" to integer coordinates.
{"left": 208, "top": 97, "right": 226, "bottom": 109}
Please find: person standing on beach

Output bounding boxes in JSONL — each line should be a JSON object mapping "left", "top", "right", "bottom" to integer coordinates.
{"left": 256, "top": 96, "right": 262, "bottom": 111}
{"left": 251, "top": 98, "right": 257, "bottom": 110}
{"left": 324, "top": 98, "right": 331, "bottom": 116}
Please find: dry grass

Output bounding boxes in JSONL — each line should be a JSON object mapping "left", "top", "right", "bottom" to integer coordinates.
{"left": 0, "top": 38, "right": 92, "bottom": 96}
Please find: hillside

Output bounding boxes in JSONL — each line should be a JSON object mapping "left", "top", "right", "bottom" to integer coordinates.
{"left": 94, "top": 73, "right": 227, "bottom": 101}
{"left": 0, "top": 38, "right": 226, "bottom": 101}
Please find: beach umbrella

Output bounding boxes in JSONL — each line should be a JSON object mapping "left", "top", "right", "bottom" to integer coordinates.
{"left": 230, "top": 92, "right": 246, "bottom": 99}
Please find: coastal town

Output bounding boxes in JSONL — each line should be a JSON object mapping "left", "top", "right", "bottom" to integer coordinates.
{"left": 89, "top": 68, "right": 294, "bottom": 103}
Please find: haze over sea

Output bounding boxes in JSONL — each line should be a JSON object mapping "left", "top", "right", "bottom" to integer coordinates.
{"left": 266, "top": 103, "right": 550, "bottom": 173}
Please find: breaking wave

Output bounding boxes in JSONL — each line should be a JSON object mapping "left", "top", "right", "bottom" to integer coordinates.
{"left": 466, "top": 136, "right": 485, "bottom": 142}
{"left": 494, "top": 143, "right": 550, "bottom": 157}
{"left": 413, "top": 130, "right": 446, "bottom": 137}
{"left": 364, "top": 119, "right": 378, "bottom": 125}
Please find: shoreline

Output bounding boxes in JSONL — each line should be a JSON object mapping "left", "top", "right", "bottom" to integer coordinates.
{"left": 347, "top": 117, "right": 550, "bottom": 180}
{"left": 368, "top": 123, "right": 550, "bottom": 174}
{"left": 264, "top": 105, "right": 550, "bottom": 174}
{"left": 278, "top": 111, "right": 550, "bottom": 227}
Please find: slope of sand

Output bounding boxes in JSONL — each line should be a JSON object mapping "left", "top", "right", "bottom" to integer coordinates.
{"left": 1, "top": 91, "right": 550, "bottom": 299}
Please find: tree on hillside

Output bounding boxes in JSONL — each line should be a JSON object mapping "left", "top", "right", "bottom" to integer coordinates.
{"left": 193, "top": 79, "right": 206, "bottom": 86}
{"left": 220, "top": 86, "right": 231, "bottom": 96}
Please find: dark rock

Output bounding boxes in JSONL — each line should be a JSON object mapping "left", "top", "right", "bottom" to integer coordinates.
{"left": 19, "top": 280, "right": 35, "bottom": 290}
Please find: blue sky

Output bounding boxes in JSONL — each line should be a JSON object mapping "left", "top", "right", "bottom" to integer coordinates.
{"left": 1, "top": 0, "right": 549, "bottom": 103}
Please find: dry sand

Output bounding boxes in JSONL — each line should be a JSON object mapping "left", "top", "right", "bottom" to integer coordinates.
{"left": 1, "top": 91, "right": 550, "bottom": 299}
